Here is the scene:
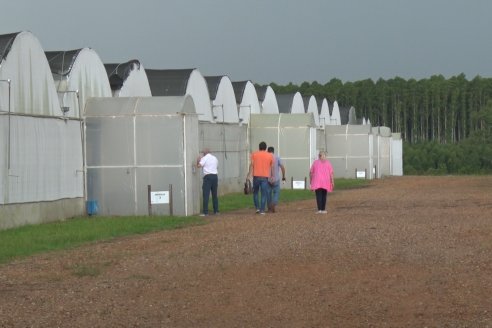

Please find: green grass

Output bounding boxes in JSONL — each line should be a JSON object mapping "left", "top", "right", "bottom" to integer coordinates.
{"left": 0, "top": 216, "right": 203, "bottom": 265}
{"left": 0, "top": 179, "right": 369, "bottom": 265}
{"left": 218, "top": 178, "right": 369, "bottom": 212}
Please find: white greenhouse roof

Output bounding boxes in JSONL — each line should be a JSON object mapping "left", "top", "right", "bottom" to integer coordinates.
{"left": 277, "top": 92, "right": 304, "bottom": 114}
{"left": 303, "top": 95, "right": 320, "bottom": 127}
{"left": 105, "top": 60, "right": 152, "bottom": 97}
{"left": 318, "top": 97, "right": 331, "bottom": 126}
{"left": 205, "top": 75, "right": 239, "bottom": 123}
{"left": 330, "top": 101, "right": 341, "bottom": 125}
{"left": 255, "top": 85, "right": 279, "bottom": 114}
{"left": 85, "top": 95, "right": 196, "bottom": 117}
{"left": 46, "top": 48, "right": 112, "bottom": 118}
{"left": 146, "top": 68, "right": 213, "bottom": 122}
{"left": 232, "top": 80, "right": 261, "bottom": 124}
{"left": 0, "top": 31, "right": 61, "bottom": 116}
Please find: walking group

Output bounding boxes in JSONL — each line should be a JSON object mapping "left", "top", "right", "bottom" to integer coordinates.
{"left": 197, "top": 142, "right": 334, "bottom": 216}
{"left": 247, "top": 141, "right": 286, "bottom": 215}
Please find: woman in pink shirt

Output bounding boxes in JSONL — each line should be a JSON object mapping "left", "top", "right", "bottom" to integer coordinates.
{"left": 309, "top": 151, "right": 334, "bottom": 214}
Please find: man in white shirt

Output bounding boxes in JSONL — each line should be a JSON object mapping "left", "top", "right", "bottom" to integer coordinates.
{"left": 196, "top": 148, "right": 219, "bottom": 216}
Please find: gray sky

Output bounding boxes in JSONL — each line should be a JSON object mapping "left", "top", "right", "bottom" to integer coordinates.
{"left": 3, "top": 0, "right": 492, "bottom": 85}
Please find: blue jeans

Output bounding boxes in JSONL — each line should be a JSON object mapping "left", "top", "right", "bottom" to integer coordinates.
{"left": 253, "top": 177, "right": 269, "bottom": 212}
{"left": 202, "top": 174, "right": 218, "bottom": 214}
{"left": 268, "top": 180, "right": 280, "bottom": 206}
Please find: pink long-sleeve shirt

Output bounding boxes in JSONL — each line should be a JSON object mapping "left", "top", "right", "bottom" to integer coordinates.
{"left": 310, "top": 159, "right": 334, "bottom": 192}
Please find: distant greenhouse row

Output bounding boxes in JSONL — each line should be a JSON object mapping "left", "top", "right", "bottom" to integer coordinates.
{"left": 0, "top": 31, "right": 401, "bottom": 230}
{"left": 0, "top": 31, "right": 351, "bottom": 126}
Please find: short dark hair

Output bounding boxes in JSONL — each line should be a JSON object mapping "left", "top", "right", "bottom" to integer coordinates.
{"left": 259, "top": 141, "right": 267, "bottom": 150}
{"left": 267, "top": 146, "right": 274, "bottom": 153}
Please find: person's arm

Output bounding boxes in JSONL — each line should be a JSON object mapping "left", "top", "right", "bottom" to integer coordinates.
{"left": 309, "top": 161, "right": 316, "bottom": 182}
{"left": 247, "top": 160, "right": 253, "bottom": 180}
{"left": 280, "top": 164, "right": 286, "bottom": 182}
{"left": 330, "top": 163, "right": 335, "bottom": 189}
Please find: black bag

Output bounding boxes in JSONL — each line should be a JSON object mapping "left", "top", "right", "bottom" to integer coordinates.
{"left": 244, "top": 179, "right": 252, "bottom": 195}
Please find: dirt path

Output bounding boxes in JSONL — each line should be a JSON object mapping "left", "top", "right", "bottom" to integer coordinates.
{"left": 1, "top": 176, "right": 492, "bottom": 327}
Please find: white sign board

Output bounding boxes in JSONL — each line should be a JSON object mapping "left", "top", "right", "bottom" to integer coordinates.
{"left": 292, "top": 180, "right": 305, "bottom": 189}
{"left": 356, "top": 170, "right": 366, "bottom": 179}
{"left": 151, "top": 191, "right": 169, "bottom": 204}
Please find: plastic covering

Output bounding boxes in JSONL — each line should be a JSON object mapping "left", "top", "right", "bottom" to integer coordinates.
{"left": 146, "top": 68, "right": 213, "bottom": 122}
{"left": 84, "top": 96, "right": 200, "bottom": 216}
{"left": 372, "top": 126, "right": 392, "bottom": 177}
{"left": 46, "top": 48, "right": 112, "bottom": 118}
{"left": 232, "top": 80, "right": 261, "bottom": 124}
{"left": 105, "top": 60, "right": 151, "bottom": 97}
{"left": 205, "top": 76, "right": 239, "bottom": 123}
{"left": 317, "top": 97, "right": 331, "bottom": 126}
{"left": 391, "top": 133, "right": 403, "bottom": 176}
{"left": 339, "top": 106, "right": 357, "bottom": 125}
{"left": 277, "top": 92, "right": 304, "bottom": 114}
{"left": 255, "top": 85, "right": 279, "bottom": 113}
{"left": 250, "top": 113, "right": 316, "bottom": 188}
{"left": 0, "top": 31, "right": 61, "bottom": 116}
{"left": 0, "top": 115, "right": 84, "bottom": 204}
{"left": 1, "top": 31, "right": 83, "bottom": 208}
{"left": 199, "top": 122, "right": 249, "bottom": 194}
{"left": 323, "top": 125, "right": 374, "bottom": 179}
{"left": 304, "top": 95, "right": 320, "bottom": 127}
{"left": 330, "top": 101, "right": 342, "bottom": 125}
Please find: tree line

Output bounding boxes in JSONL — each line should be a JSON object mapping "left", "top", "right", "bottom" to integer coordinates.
{"left": 270, "top": 74, "right": 492, "bottom": 144}
{"left": 269, "top": 74, "right": 492, "bottom": 174}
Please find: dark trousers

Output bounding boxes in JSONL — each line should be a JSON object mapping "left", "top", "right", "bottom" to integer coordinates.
{"left": 315, "top": 188, "right": 328, "bottom": 211}
{"left": 202, "top": 174, "right": 218, "bottom": 214}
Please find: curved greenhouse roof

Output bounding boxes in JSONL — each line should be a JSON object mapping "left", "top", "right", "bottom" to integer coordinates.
{"left": 330, "top": 101, "right": 342, "bottom": 125}
{"left": 339, "top": 105, "right": 357, "bottom": 125}
{"left": 255, "top": 85, "right": 279, "bottom": 114}
{"left": 46, "top": 48, "right": 112, "bottom": 118}
{"left": 317, "top": 97, "right": 330, "bottom": 126}
{"left": 277, "top": 92, "right": 304, "bottom": 114}
{"left": 205, "top": 75, "right": 238, "bottom": 123}
{"left": 146, "top": 68, "right": 213, "bottom": 122}
{"left": 105, "top": 60, "right": 151, "bottom": 97}
{"left": 232, "top": 80, "right": 261, "bottom": 124}
{"left": 0, "top": 31, "right": 60, "bottom": 116}
{"left": 303, "top": 95, "right": 319, "bottom": 127}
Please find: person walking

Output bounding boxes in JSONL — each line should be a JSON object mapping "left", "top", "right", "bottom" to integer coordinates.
{"left": 267, "top": 146, "right": 285, "bottom": 213}
{"left": 309, "top": 151, "right": 334, "bottom": 214}
{"left": 197, "top": 148, "right": 219, "bottom": 216}
{"left": 247, "top": 141, "right": 273, "bottom": 215}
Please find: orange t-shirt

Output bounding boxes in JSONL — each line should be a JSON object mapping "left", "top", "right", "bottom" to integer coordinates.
{"left": 250, "top": 150, "right": 273, "bottom": 177}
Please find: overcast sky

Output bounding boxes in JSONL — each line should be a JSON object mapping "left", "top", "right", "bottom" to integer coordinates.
{"left": 2, "top": 0, "right": 492, "bottom": 85}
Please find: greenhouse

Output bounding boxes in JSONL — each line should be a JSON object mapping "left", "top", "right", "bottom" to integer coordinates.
{"left": 84, "top": 96, "right": 200, "bottom": 216}
{"left": 204, "top": 75, "right": 239, "bottom": 123}
{"left": 105, "top": 59, "right": 152, "bottom": 97}
{"left": 255, "top": 85, "right": 279, "bottom": 114}
{"left": 249, "top": 113, "right": 317, "bottom": 189}
{"left": 146, "top": 68, "right": 213, "bottom": 122}
{"left": 0, "top": 31, "right": 84, "bottom": 229}
{"left": 46, "top": 48, "right": 112, "bottom": 118}
{"left": 232, "top": 80, "right": 261, "bottom": 125}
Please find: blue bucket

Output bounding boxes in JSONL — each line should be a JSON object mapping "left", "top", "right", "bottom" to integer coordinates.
{"left": 86, "top": 200, "right": 99, "bottom": 216}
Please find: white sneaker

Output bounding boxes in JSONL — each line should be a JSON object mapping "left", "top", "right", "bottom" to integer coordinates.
{"left": 321, "top": 210, "right": 327, "bottom": 214}
{"left": 316, "top": 210, "right": 322, "bottom": 214}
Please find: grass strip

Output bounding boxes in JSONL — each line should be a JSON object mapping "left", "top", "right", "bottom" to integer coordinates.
{"left": 0, "top": 179, "right": 369, "bottom": 264}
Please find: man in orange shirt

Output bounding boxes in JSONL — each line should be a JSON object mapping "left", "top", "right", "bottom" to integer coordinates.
{"left": 247, "top": 141, "right": 273, "bottom": 215}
